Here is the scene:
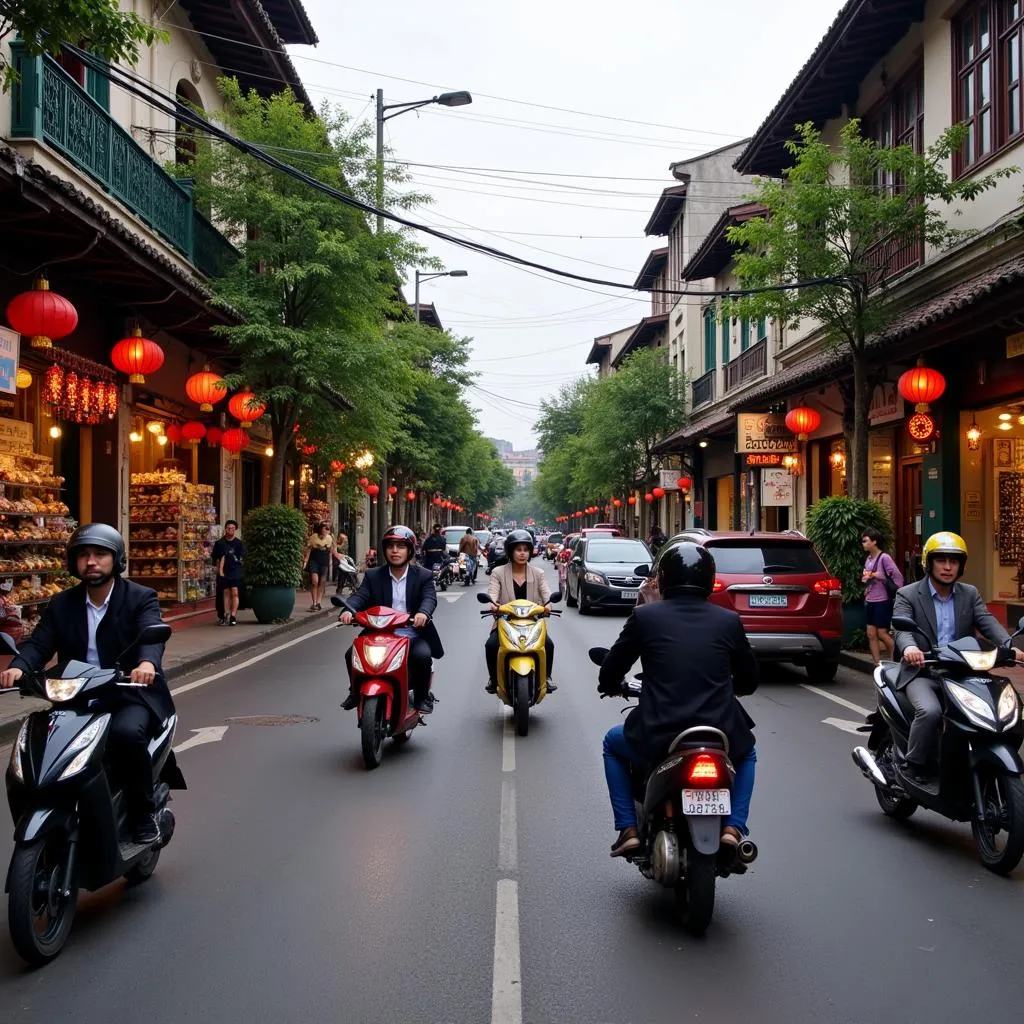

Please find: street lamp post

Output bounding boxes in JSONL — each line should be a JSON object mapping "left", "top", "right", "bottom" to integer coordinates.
{"left": 414, "top": 269, "right": 468, "bottom": 321}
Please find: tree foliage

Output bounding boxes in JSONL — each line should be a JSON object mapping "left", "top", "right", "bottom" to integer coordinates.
{"left": 727, "top": 120, "right": 1016, "bottom": 498}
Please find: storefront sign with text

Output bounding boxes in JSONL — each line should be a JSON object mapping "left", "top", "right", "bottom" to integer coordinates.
{"left": 0, "top": 416, "right": 33, "bottom": 454}
{"left": 867, "top": 381, "right": 904, "bottom": 426}
{"left": 0, "top": 327, "right": 18, "bottom": 398}
{"left": 735, "top": 413, "right": 796, "bottom": 453}
{"left": 745, "top": 453, "right": 784, "bottom": 467}
{"left": 761, "top": 468, "right": 794, "bottom": 506}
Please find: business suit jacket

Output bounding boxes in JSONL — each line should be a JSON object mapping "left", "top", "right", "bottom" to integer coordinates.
{"left": 488, "top": 562, "right": 551, "bottom": 607}
{"left": 348, "top": 563, "right": 444, "bottom": 659}
{"left": 599, "top": 593, "right": 759, "bottom": 761}
{"left": 892, "top": 578, "right": 1009, "bottom": 689}
{"left": 10, "top": 576, "right": 173, "bottom": 722}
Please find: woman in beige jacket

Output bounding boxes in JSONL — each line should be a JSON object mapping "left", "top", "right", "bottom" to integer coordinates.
{"left": 485, "top": 530, "right": 556, "bottom": 694}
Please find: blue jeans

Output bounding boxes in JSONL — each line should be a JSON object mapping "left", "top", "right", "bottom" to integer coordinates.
{"left": 602, "top": 724, "right": 757, "bottom": 834}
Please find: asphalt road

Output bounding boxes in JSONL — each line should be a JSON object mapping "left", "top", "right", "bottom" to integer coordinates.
{"left": 2, "top": 565, "right": 1024, "bottom": 1023}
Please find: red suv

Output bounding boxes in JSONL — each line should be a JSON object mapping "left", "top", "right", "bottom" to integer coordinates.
{"left": 637, "top": 530, "right": 843, "bottom": 682}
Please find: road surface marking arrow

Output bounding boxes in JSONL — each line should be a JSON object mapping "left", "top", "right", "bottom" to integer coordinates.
{"left": 174, "top": 725, "right": 228, "bottom": 753}
{"left": 822, "top": 717, "right": 865, "bottom": 735}
{"left": 437, "top": 592, "right": 465, "bottom": 603}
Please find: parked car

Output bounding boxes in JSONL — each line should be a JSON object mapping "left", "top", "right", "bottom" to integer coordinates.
{"left": 637, "top": 530, "right": 843, "bottom": 682}
{"left": 544, "top": 532, "right": 564, "bottom": 560}
{"left": 565, "top": 536, "right": 653, "bottom": 614}
{"left": 592, "top": 522, "right": 624, "bottom": 536}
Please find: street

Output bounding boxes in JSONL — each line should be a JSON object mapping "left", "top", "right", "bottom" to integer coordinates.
{"left": 3, "top": 563, "right": 1024, "bottom": 1023}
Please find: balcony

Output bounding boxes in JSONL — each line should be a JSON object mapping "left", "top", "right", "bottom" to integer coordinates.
{"left": 725, "top": 338, "right": 767, "bottom": 393}
{"left": 9, "top": 47, "right": 235, "bottom": 279}
{"left": 691, "top": 369, "right": 715, "bottom": 410}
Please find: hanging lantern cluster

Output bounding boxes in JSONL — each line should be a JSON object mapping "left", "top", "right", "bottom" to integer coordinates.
{"left": 110, "top": 325, "right": 164, "bottom": 384}
{"left": 206, "top": 426, "right": 223, "bottom": 448}
{"left": 181, "top": 421, "right": 206, "bottom": 446}
{"left": 221, "top": 427, "right": 247, "bottom": 457}
{"left": 41, "top": 364, "right": 119, "bottom": 424}
{"left": 6, "top": 276, "right": 78, "bottom": 349}
{"left": 185, "top": 367, "right": 227, "bottom": 412}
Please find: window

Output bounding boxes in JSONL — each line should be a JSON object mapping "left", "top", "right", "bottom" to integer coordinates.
{"left": 757, "top": 317, "right": 767, "bottom": 343}
{"left": 703, "top": 304, "right": 716, "bottom": 373}
{"left": 705, "top": 541, "right": 825, "bottom": 575}
{"left": 740, "top": 318, "right": 750, "bottom": 352}
{"left": 954, "top": 1, "right": 1024, "bottom": 173}
{"left": 720, "top": 310, "right": 730, "bottom": 367}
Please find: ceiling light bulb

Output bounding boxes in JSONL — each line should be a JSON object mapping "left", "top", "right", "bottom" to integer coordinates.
{"left": 265, "top": 446, "right": 274, "bottom": 457}
{"left": 1000, "top": 412, "right": 1013, "bottom": 421}
{"left": 999, "top": 421, "right": 1013, "bottom": 431}
{"left": 48, "top": 425, "right": 61, "bottom": 439}
{"left": 147, "top": 420, "right": 164, "bottom": 434}
{"left": 129, "top": 431, "right": 142, "bottom": 443}
{"left": 156, "top": 433, "right": 168, "bottom": 446}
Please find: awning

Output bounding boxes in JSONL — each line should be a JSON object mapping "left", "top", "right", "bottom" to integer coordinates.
{"left": 654, "top": 410, "right": 735, "bottom": 454}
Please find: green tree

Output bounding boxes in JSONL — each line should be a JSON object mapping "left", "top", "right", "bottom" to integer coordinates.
{"left": 0, "top": 0, "right": 163, "bottom": 89}
{"left": 534, "top": 377, "right": 595, "bottom": 518}
{"left": 727, "top": 120, "right": 1016, "bottom": 499}
{"left": 499, "top": 481, "right": 545, "bottom": 526}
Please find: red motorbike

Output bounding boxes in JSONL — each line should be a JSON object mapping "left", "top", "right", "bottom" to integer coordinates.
{"left": 332, "top": 596, "right": 428, "bottom": 769}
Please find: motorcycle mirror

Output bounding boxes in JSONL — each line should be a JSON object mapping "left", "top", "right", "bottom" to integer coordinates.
{"left": 891, "top": 615, "right": 918, "bottom": 633}
{"left": 589, "top": 646, "right": 609, "bottom": 666}
{"left": 549, "top": 591, "right": 562, "bottom": 604}
{"left": 476, "top": 592, "right": 491, "bottom": 604}
{"left": 633, "top": 564, "right": 651, "bottom": 578}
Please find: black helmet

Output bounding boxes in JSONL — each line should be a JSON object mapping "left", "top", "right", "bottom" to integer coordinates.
{"left": 657, "top": 541, "right": 716, "bottom": 598}
{"left": 67, "top": 522, "right": 127, "bottom": 577}
{"left": 504, "top": 529, "right": 534, "bottom": 561}
{"left": 381, "top": 524, "right": 416, "bottom": 562}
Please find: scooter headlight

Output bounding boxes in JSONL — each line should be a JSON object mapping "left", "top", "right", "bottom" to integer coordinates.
{"left": 386, "top": 648, "right": 406, "bottom": 673}
{"left": 58, "top": 713, "right": 110, "bottom": 781}
{"left": 526, "top": 622, "right": 544, "bottom": 648}
{"left": 362, "top": 645, "right": 388, "bottom": 671}
{"left": 350, "top": 646, "right": 364, "bottom": 674}
{"left": 9, "top": 719, "right": 28, "bottom": 782}
{"left": 500, "top": 620, "right": 520, "bottom": 646}
{"left": 960, "top": 649, "right": 998, "bottom": 671}
{"left": 45, "top": 677, "right": 87, "bottom": 702}
{"left": 998, "top": 683, "right": 1019, "bottom": 724}
{"left": 947, "top": 681, "right": 997, "bottom": 729}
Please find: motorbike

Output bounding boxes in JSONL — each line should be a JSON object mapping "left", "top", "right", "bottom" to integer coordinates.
{"left": 477, "top": 590, "right": 561, "bottom": 736}
{"left": 433, "top": 555, "right": 455, "bottom": 592}
{"left": 2, "top": 623, "right": 183, "bottom": 965}
{"left": 335, "top": 553, "right": 360, "bottom": 594}
{"left": 588, "top": 647, "right": 757, "bottom": 936}
{"left": 333, "top": 596, "right": 431, "bottom": 769}
{"left": 851, "top": 614, "right": 1024, "bottom": 875}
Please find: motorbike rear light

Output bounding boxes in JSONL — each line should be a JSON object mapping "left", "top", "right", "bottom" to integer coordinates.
{"left": 814, "top": 577, "right": 843, "bottom": 597}
{"left": 686, "top": 753, "right": 723, "bottom": 786}
{"left": 712, "top": 579, "right": 725, "bottom": 593}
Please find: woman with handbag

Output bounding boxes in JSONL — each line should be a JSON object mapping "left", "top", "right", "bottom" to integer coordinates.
{"left": 861, "top": 527, "right": 904, "bottom": 665}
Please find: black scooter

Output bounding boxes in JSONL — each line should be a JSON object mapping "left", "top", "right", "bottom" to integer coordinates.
{"left": 852, "top": 614, "right": 1024, "bottom": 874}
{"left": 2, "top": 623, "right": 185, "bottom": 965}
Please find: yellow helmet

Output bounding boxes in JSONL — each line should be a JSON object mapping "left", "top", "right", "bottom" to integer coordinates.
{"left": 921, "top": 531, "right": 968, "bottom": 576}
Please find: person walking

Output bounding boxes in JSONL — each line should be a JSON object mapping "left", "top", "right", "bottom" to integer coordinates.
{"left": 861, "top": 526, "right": 903, "bottom": 665}
{"left": 212, "top": 520, "right": 245, "bottom": 626}
{"left": 304, "top": 521, "right": 334, "bottom": 611}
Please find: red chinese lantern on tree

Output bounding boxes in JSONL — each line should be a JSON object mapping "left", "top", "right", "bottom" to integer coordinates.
{"left": 110, "top": 326, "right": 164, "bottom": 384}
{"left": 652, "top": 486, "right": 665, "bottom": 499}
{"left": 406, "top": 490, "right": 416, "bottom": 502}
{"left": 181, "top": 421, "right": 206, "bottom": 446}
{"left": 228, "top": 391, "right": 266, "bottom": 428}
{"left": 221, "top": 427, "right": 246, "bottom": 457}
{"left": 612, "top": 498, "right": 622, "bottom": 508}
{"left": 366, "top": 483, "right": 380, "bottom": 502}
{"left": 433, "top": 497, "right": 443, "bottom": 506}
{"left": 897, "top": 362, "right": 946, "bottom": 412}
{"left": 6, "top": 276, "right": 78, "bottom": 349}
{"left": 643, "top": 492, "right": 654, "bottom": 504}
{"left": 677, "top": 476, "right": 692, "bottom": 492}
{"left": 166, "top": 424, "right": 182, "bottom": 445}
{"left": 627, "top": 495, "right": 637, "bottom": 506}
{"left": 387, "top": 485, "right": 398, "bottom": 497}
{"left": 785, "top": 406, "right": 821, "bottom": 441}
{"left": 330, "top": 460, "right": 346, "bottom": 474}
{"left": 359, "top": 476, "right": 369, "bottom": 488}
{"left": 206, "top": 427, "right": 223, "bottom": 447}
{"left": 186, "top": 367, "right": 227, "bottom": 412}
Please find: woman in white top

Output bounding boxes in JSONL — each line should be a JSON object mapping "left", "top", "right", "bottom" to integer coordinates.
{"left": 485, "top": 529, "right": 555, "bottom": 694}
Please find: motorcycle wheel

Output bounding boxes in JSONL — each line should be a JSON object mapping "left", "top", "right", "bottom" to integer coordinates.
{"left": 675, "top": 851, "right": 715, "bottom": 937}
{"left": 7, "top": 837, "right": 78, "bottom": 965}
{"left": 874, "top": 737, "right": 917, "bottom": 820}
{"left": 514, "top": 675, "right": 531, "bottom": 737}
{"left": 972, "top": 771, "right": 1024, "bottom": 875}
{"left": 360, "top": 695, "right": 386, "bottom": 770}
{"left": 125, "top": 847, "right": 161, "bottom": 886}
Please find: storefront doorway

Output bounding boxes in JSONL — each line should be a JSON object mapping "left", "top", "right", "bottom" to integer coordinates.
{"left": 898, "top": 459, "right": 923, "bottom": 583}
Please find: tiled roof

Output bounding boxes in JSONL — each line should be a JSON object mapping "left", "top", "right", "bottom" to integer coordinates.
{"left": 643, "top": 185, "right": 687, "bottom": 237}
{"left": 634, "top": 247, "right": 669, "bottom": 290}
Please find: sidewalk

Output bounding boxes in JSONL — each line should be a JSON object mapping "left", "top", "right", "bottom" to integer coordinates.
{"left": 0, "top": 592, "right": 336, "bottom": 744}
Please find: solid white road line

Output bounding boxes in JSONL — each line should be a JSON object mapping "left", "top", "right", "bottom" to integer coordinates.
{"left": 173, "top": 725, "right": 229, "bottom": 752}
{"left": 800, "top": 683, "right": 871, "bottom": 717}
{"left": 502, "top": 713, "right": 516, "bottom": 773}
{"left": 821, "top": 716, "right": 866, "bottom": 735}
{"left": 169, "top": 623, "right": 338, "bottom": 697}
{"left": 491, "top": 879, "right": 523, "bottom": 1024}
{"left": 498, "top": 780, "right": 518, "bottom": 874}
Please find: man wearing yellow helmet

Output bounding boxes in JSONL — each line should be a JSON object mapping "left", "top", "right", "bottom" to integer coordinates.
{"left": 892, "top": 531, "right": 1023, "bottom": 785}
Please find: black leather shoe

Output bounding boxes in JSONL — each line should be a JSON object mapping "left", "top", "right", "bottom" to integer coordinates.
{"left": 546, "top": 678, "right": 557, "bottom": 693}
{"left": 130, "top": 813, "right": 161, "bottom": 846}
{"left": 415, "top": 694, "right": 435, "bottom": 715}
{"left": 341, "top": 693, "right": 359, "bottom": 711}
{"left": 485, "top": 681, "right": 498, "bottom": 694}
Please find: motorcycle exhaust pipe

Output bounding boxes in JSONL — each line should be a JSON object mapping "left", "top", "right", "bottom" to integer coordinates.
{"left": 851, "top": 746, "right": 888, "bottom": 788}
{"left": 736, "top": 839, "right": 758, "bottom": 864}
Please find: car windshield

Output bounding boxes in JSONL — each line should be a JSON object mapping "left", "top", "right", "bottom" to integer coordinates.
{"left": 587, "top": 540, "right": 650, "bottom": 563}
{"left": 706, "top": 541, "right": 825, "bottom": 575}
{"left": 548, "top": 533, "right": 563, "bottom": 544}
{"left": 445, "top": 529, "right": 468, "bottom": 546}
{"left": 474, "top": 531, "right": 490, "bottom": 545}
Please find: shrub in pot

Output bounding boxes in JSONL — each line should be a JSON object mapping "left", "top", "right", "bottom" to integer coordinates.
{"left": 806, "top": 496, "right": 894, "bottom": 644}
{"left": 242, "top": 504, "right": 307, "bottom": 623}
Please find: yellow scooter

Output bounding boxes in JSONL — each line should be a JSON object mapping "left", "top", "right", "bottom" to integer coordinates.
{"left": 478, "top": 591, "right": 562, "bottom": 736}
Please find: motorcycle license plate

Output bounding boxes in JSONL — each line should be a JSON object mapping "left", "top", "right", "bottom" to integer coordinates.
{"left": 620, "top": 590, "right": 638, "bottom": 600}
{"left": 749, "top": 594, "right": 787, "bottom": 608}
{"left": 682, "top": 789, "right": 731, "bottom": 816}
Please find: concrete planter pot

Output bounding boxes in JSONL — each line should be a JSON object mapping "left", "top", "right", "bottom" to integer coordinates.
{"left": 248, "top": 585, "right": 295, "bottom": 624}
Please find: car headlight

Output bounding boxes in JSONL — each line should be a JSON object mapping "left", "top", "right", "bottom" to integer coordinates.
{"left": 960, "top": 649, "right": 998, "bottom": 671}
{"left": 9, "top": 719, "right": 28, "bottom": 782}
{"left": 58, "top": 713, "right": 110, "bottom": 781}
{"left": 45, "top": 677, "right": 87, "bottom": 702}
{"left": 947, "top": 681, "right": 997, "bottom": 728}
{"left": 998, "top": 683, "right": 1019, "bottom": 724}
{"left": 584, "top": 571, "right": 607, "bottom": 586}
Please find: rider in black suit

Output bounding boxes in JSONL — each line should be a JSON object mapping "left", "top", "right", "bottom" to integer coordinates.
{"left": 339, "top": 525, "right": 443, "bottom": 714}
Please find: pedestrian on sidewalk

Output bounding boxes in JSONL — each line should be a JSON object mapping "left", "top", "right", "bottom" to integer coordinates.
{"left": 212, "top": 520, "right": 245, "bottom": 626}
{"left": 304, "top": 521, "right": 333, "bottom": 612}
{"left": 861, "top": 527, "right": 902, "bottom": 664}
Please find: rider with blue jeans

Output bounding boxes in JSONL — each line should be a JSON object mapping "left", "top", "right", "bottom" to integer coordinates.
{"left": 598, "top": 541, "right": 759, "bottom": 858}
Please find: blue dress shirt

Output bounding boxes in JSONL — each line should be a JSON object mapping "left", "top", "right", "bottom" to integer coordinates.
{"left": 928, "top": 580, "right": 956, "bottom": 646}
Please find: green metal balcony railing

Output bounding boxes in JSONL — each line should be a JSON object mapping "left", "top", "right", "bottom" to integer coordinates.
{"left": 8, "top": 44, "right": 235, "bottom": 279}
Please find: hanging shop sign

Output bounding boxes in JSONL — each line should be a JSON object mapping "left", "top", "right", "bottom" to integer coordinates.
{"left": 745, "top": 453, "right": 784, "bottom": 467}
{"left": 0, "top": 327, "right": 18, "bottom": 397}
{"left": 0, "top": 415, "right": 34, "bottom": 455}
{"left": 867, "top": 381, "right": 905, "bottom": 426}
{"left": 736, "top": 413, "right": 796, "bottom": 454}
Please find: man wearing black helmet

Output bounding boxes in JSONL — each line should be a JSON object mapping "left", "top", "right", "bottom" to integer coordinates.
{"left": 339, "top": 525, "right": 443, "bottom": 714}
{"left": 0, "top": 523, "right": 172, "bottom": 845}
{"left": 597, "top": 541, "right": 759, "bottom": 858}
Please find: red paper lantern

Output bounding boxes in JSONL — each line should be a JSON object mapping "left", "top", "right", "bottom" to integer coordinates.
{"left": 42, "top": 364, "right": 63, "bottom": 406}
{"left": 677, "top": 476, "right": 692, "bottom": 492}
{"left": 6, "top": 276, "right": 78, "bottom": 349}
{"left": 627, "top": 495, "right": 637, "bottom": 506}
{"left": 406, "top": 490, "right": 416, "bottom": 502}
{"left": 652, "top": 486, "right": 665, "bottom": 499}
{"left": 898, "top": 364, "right": 945, "bottom": 411}
{"left": 785, "top": 406, "right": 821, "bottom": 440}
{"left": 301, "top": 444, "right": 318, "bottom": 456}
{"left": 206, "top": 426, "right": 223, "bottom": 447}
{"left": 366, "top": 483, "right": 380, "bottom": 500}
{"left": 165, "top": 424, "right": 182, "bottom": 444}
{"left": 330, "top": 460, "right": 346, "bottom": 474}
{"left": 643, "top": 492, "right": 654, "bottom": 504}
{"left": 62, "top": 372, "right": 79, "bottom": 417}
{"left": 359, "top": 476, "right": 370, "bottom": 488}
{"left": 433, "top": 497, "right": 443, "bottom": 506}
{"left": 181, "top": 420, "right": 206, "bottom": 446}
{"left": 221, "top": 427, "right": 246, "bottom": 456}
{"left": 612, "top": 498, "right": 622, "bottom": 508}
{"left": 101, "top": 380, "right": 118, "bottom": 419}
{"left": 111, "top": 326, "right": 164, "bottom": 384}
{"left": 228, "top": 391, "right": 266, "bottom": 427}
{"left": 387, "top": 485, "right": 398, "bottom": 497}
{"left": 186, "top": 368, "right": 227, "bottom": 412}
{"left": 907, "top": 412, "right": 936, "bottom": 442}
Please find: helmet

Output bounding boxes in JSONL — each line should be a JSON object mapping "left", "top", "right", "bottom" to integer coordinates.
{"left": 67, "top": 522, "right": 126, "bottom": 578}
{"left": 922, "top": 531, "right": 968, "bottom": 578}
{"left": 657, "top": 540, "right": 716, "bottom": 597}
{"left": 504, "top": 529, "right": 534, "bottom": 561}
{"left": 381, "top": 525, "right": 416, "bottom": 562}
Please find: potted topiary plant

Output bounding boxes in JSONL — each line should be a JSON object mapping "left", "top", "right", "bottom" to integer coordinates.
{"left": 805, "top": 496, "right": 895, "bottom": 644}
{"left": 242, "top": 504, "right": 308, "bottom": 623}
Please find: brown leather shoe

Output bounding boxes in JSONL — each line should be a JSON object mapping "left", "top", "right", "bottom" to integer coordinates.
{"left": 610, "top": 827, "right": 640, "bottom": 858}
{"left": 720, "top": 825, "right": 742, "bottom": 849}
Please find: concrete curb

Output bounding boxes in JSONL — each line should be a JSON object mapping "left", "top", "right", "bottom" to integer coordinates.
{"left": 839, "top": 651, "right": 874, "bottom": 676}
{"left": 0, "top": 612, "right": 334, "bottom": 746}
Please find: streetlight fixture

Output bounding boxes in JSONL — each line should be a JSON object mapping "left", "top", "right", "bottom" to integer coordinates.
{"left": 375, "top": 88, "right": 473, "bottom": 233}
{"left": 414, "top": 269, "right": 468, "bottom": 321}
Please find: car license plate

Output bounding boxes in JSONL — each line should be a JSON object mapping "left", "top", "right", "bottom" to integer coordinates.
{"left": 749, "top": 593, "right": 787, "bottom": 608}
{"left": 682, "top": 789, "right": 731, "bottom": 816}
{"left": 620, "top": 590, "right": 638, "bottom": 600}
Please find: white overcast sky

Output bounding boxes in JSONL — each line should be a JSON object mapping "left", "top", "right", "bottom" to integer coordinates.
{"left": 292, "top": 0, "right": 844, "bottom": 449}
